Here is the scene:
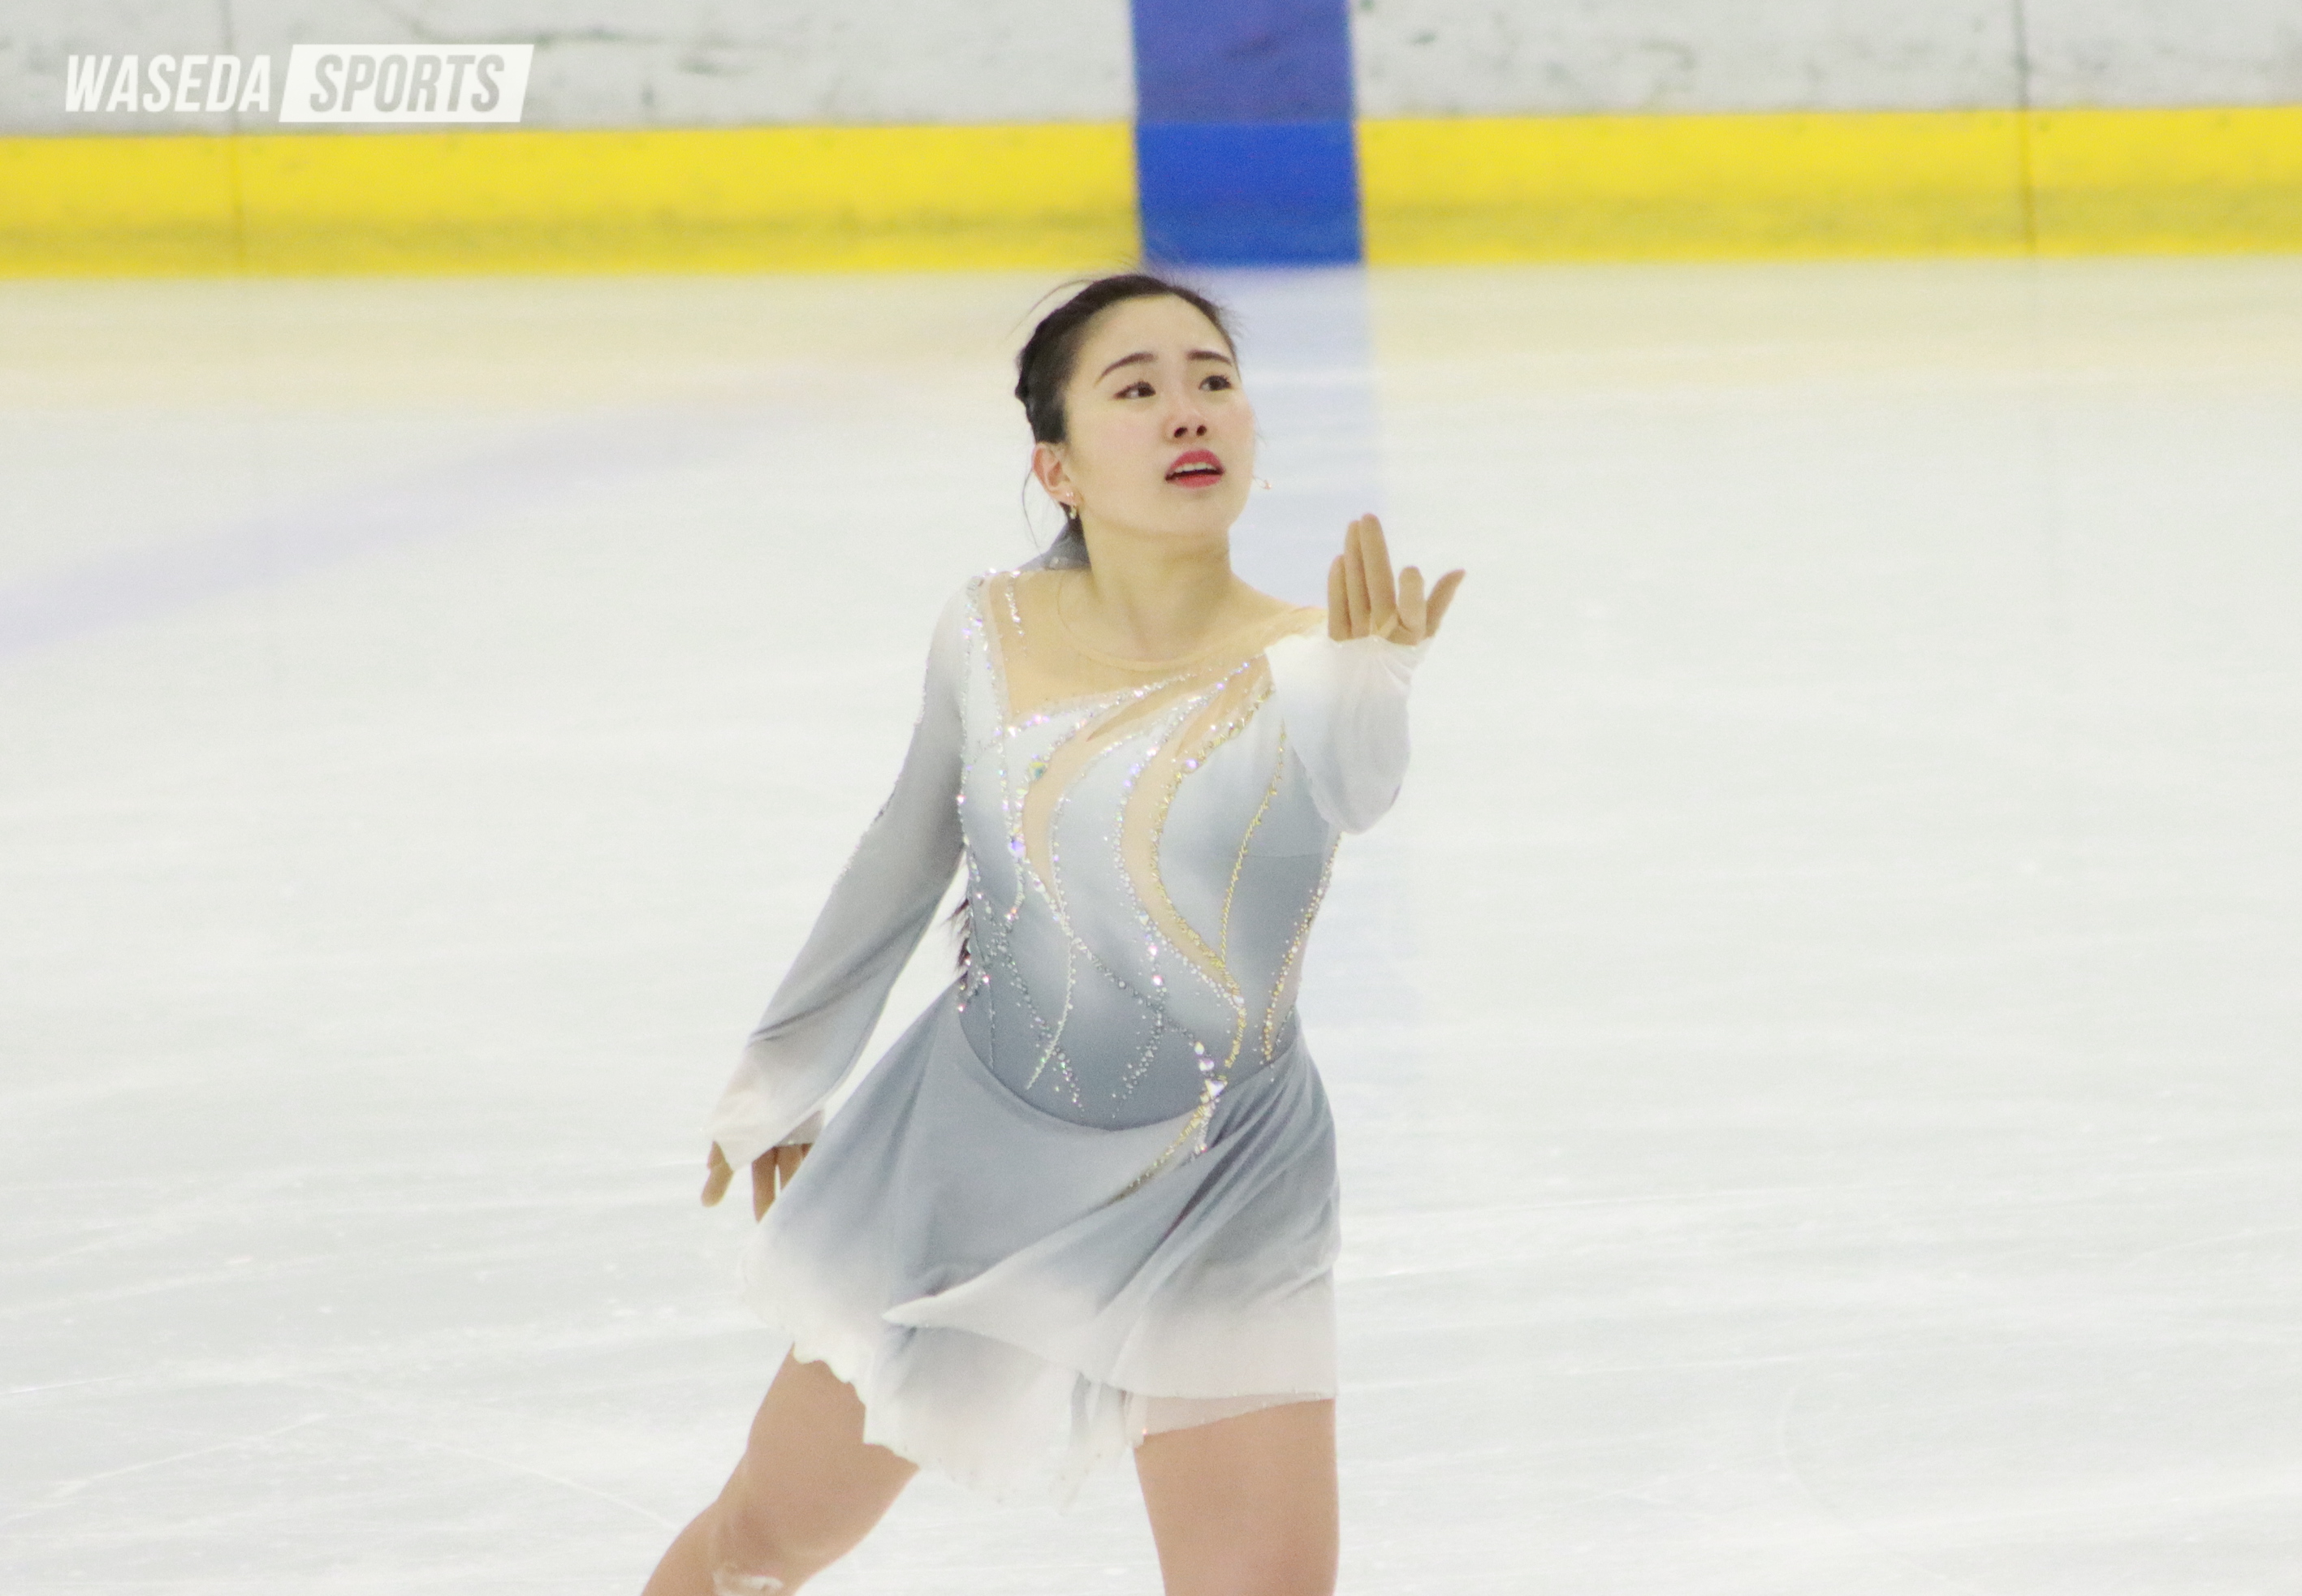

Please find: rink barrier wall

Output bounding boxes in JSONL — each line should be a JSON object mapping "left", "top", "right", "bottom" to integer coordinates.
{"left": 0, "top": 123, "right": 1141, "bottom": 275}
{"left": 1358, "top": 106, "right": 2302, "bottom": 261}
{"left": 1, "top": 107, "right": 2297, "bottom": 276}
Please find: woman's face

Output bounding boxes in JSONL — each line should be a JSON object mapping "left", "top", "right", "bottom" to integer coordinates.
{"left": 1036, "top": 295, "right": 1256, "bottom": 545}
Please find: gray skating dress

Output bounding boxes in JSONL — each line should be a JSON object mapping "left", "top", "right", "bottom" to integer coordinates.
{"left": 706, "top": 554, "right": 1427, "bottom": 1501}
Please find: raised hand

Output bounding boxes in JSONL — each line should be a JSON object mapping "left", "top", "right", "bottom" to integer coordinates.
{"left": 702, "top": 1141, "right": 811, "bottom": 1222}
{"left": 1328, "top": 514, "right": 1466, "bottom": 645}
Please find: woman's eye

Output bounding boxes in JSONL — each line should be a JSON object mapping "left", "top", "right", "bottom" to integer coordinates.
{"left": 1201, "top": 373, "right": 1233, "bottom": 390}
{"left": 1116, "top": 381, "right": 1154, "bottom": 399}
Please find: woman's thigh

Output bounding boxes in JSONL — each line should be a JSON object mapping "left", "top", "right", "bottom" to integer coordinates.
{"left": 688, "top": 1352, "right": 917, "bottom": 1589}
{"left": 1134, "top": 1399, "right": 1338, "bottom": 1596}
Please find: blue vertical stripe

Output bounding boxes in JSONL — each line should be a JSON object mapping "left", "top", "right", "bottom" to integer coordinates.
{"left": 1134, "top": 122, "right": 1361, "bottom": 266}
{"left": 1130, "top": 0, "right": 1362, "bottom": 265}
{"left": 1132, "top": 0, "right": 1355, "bottom": 121}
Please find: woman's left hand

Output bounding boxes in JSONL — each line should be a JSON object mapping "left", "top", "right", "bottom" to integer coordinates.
{"left": 702, "top": 1140, "right": 811, "bottom": 1222}
{"left": 1328, "top": 514, "right": 1466, "bottom": 645}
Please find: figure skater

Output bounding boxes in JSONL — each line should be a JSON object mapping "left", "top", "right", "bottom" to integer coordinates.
{"left": 644, "top": 273, "right": 1464, "bottom": 1596}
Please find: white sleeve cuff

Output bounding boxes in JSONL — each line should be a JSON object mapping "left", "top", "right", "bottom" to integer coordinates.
{"left": 1264, "top": 631, "right": 1427, "bottom": 834}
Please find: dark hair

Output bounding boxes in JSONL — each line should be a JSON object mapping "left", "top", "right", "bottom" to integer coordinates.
{"left": 1013, "top": 272, "right": 1237, "bottom": 560}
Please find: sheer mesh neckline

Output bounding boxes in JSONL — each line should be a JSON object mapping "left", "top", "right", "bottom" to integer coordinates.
{"left": 984, "top": 569, "right": 1322, "bottom": 728}
{"left": 1029, "top": 568, "right": 1322, "bottom": 674}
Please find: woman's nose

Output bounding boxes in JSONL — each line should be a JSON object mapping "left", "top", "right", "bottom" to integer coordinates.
{"left": 1167, "top": 404, "right": 1208, "bottom": 438}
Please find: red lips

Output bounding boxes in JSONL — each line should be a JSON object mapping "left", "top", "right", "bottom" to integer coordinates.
{"left": 1166, "top": 448, "right": 1224, "bottom": 485}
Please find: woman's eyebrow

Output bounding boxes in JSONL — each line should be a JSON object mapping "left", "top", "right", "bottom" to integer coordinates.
{"left": 1095, "top": 347, "right": 1235, "bottom": 381}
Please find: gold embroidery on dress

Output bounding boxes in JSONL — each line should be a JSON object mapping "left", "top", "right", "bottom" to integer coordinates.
{"left": 1110, "top": 723, "right": 1291, "bottom": 1200}
{"left": 1120, "top": 662, "right": 1271, "bottom": 994}
{"left": 969, "top": 568, "right": 1327, "bottom": 1178}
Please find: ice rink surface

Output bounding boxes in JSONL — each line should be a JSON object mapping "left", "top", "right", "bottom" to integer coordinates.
{"left": 3, "top": 257, "right": 2299, "bottom": 1593}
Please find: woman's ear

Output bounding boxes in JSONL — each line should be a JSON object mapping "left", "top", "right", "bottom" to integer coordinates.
{"left": 1031, "top": 439, "right": 1073, "bottom": 507}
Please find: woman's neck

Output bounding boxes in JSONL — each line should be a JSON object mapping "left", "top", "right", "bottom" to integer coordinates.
{"left": 1068, "top": 520, "right": 1255, "bottom": 662}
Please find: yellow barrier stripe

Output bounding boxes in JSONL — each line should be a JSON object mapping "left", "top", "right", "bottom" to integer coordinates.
{"left": 0, "top": 135, "right": 247, "bottom": 273}
{"left": 0, "top": 123, "right": 1139, "bottom": 276}
{"left": 2028, "top": 106, "right": 2302, "bottom": 254}
{"left": 1360, "top": 106, "right": 2302, "bottom": 263}
{"left": 3, "top": 107, "right": 2296, "bottom": 276}
{"left": 1362, "top": 110, "right": 2031, "bottom": 262}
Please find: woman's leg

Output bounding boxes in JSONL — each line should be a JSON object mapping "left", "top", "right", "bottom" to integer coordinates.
{"left": 1134, "top": 1400, "right": 1338, "bottom": 1596}
{"left": 642, "top": 1352, "right": 917, "bottom": 1595}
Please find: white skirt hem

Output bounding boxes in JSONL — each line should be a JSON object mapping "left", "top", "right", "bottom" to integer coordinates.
{"left": 735, "top": 991, "right": 1341, "bottom": 1505}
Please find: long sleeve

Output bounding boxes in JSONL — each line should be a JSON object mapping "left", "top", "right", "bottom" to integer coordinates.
{"left": 706, "top": 589, "right": 970, "bottom": 1171}
{"left": 1263, "top": 630, "right": 1430, "bottom": 835}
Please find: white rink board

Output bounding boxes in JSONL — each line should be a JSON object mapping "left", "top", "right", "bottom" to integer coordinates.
{"left": 1348, "top": 0, "right": 2302, "bottom": 114}
{"left": 1, "top": 0, "right": 1138, "bottom": 134}
{"left": 8, "top": 0, "right": 2301, "bottom": 133}
{"left": 2, "top": 259, "right": 2300, "bottom": 1593}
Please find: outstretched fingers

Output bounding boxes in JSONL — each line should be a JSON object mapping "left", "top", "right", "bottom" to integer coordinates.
{"left": 1396, "top": 566, "right": 1427, "bottom": 638}
{"left": 1423, "top": 568, "right": 1466, "bottom": 636}
{"left": 1332, "top": 515, "right": 1465, "bottom": 644}
{"left": 1341, "top": 520, "right": 1371, "bottom": 636}
{"left": 1357, "top": 515, "right": 1400, "bottom": 636}
{"left": 702, "top": 1143, "right": 734, "bottom": 1207}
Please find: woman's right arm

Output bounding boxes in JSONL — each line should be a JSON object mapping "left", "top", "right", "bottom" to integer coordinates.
{"left": 701, "top": 587, "right": 971, "bottom": 1212}
{"left": 1264, "top": 515, "right": 1464, "bottom": 835}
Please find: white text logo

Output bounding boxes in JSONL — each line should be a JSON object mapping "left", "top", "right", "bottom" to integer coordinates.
{"left": 61, "top": 46, "right": 533, "bottom": 123}
{"left": 64, "top": 54, "right": 274, "bottom": 114}
{"left": 279, "top": 45, "right": 532, "bottom": 123}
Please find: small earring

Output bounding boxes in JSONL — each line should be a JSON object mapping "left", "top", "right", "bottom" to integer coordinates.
{"left": 1255, "top": 477, "right": 1272, "bottom": 491}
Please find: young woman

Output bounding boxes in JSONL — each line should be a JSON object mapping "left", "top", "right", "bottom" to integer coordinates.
{"left": 645, "top": 273, "right": 1463, "bottom": 1596}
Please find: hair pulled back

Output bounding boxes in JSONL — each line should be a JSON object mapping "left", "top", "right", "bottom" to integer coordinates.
{"left": 1014, "top": 273, "right": 1237, "bottom": 563}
